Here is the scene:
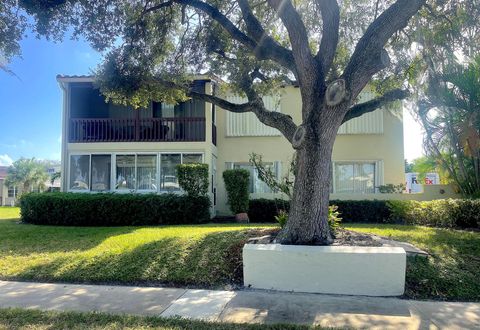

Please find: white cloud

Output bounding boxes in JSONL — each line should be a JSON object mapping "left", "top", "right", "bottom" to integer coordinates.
{"left": 0, "top": 154, "right": 13, "bottom": 166}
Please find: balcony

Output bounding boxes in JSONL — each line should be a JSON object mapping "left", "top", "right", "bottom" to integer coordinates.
{"left": 69, "top": 117, "right": 206, "bottom": 143}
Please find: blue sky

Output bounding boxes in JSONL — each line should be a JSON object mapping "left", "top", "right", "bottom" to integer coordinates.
{"left": 0, "top": 33, "right": 101, "bottom": 165}
{"left": 0, "top": 32, "right": 424, "bottom": 166}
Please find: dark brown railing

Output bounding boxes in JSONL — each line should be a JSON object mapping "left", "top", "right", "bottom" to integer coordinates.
{"left": 70, "top": 117, "right": 206, "bottom": 143}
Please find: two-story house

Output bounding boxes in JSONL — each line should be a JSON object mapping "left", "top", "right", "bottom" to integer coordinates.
{"left": 57, "top": 75, "right": 405, "bottom": 215}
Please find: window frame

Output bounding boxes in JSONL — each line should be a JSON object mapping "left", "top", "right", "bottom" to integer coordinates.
{"left": 67, "top": 151, "right": 205, "bottom": 194}
{"left": 68, "top": 153, "right": 92, "bottom": 191}
{"left": 7, "top": 186, "right": 16, "bottom": 198}
{"left": 331, "top": 160, "right": 378, "bottom": 194}
{"left": 229, "top": 161, "right": 278, "bottom": 194}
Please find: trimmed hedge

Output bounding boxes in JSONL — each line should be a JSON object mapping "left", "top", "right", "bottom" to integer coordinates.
{"left": 332, "top": 200, "right": 393, "bottom": 224}
{"left": 177, "top": 163, "right": 209, "bottom": 197}
{"left": 248, "top": 198, "right": 290, "bottom": 223}
{"left": 248, "top": 199, "right": 391, "bottom": 223}
{"left": 249, "top": 198, "right": 480, "bottom": 229}
{"left": 388, "top": 199, "right": 480, "bottom": 228}
{"left": 20, "top": 192, "right": 211, "bottom": 226}
{"left": 223, "top": 169, "right": 250, "bottom": 214}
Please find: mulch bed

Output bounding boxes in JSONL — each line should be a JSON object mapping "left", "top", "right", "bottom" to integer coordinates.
{"left": 246, "top": 228, "right": 383, "bottom": 247}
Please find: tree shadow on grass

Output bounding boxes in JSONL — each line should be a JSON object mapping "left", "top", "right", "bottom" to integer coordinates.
{"left": 0, "top": 223, "right": 139, "bottom": 255}
{"left": 11, "top": 229, "right": 270, "bottom": 288}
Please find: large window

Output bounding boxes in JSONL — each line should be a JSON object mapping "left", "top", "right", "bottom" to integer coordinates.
{"left": 232, "top": 162, "right": 275, "bottom": 194}
{"left": 69, "top": 152, "right": 202, "bottom": 193}
{"left": 91, "top": 155, "right": 111, "bottom": 191}
{"left": 69, "top": 155, "right": 90, "bottom": 190}
{"left": 160, "top": 154, "right": 181, "bottom": 191}
{"left": 137, "top": 155, "right": 157, "bottom": 190}
{"left": 115, "top": 155, "right": 136, "bottom": 190}
{"left": 333, "top": 162, "right": 376, "bottom": 194}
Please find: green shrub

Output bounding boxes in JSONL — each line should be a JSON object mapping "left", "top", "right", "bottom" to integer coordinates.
{"left": 20, "top": 192, "right": 211, "bottom": 226}
{"left": 249, "top": 198, "right": 290, "bottom": 222}
{"left": 223, "top": 169, "right": 250, "bottom": 214}
{"left": 331, "top": 200, "right": 395, "bottom": 223}
{"left": 275, "top": 209, "right": 288, "bottom": 228}
{"left": 177, "top": 163, "right": 209, "bottom": 197}
{"left": 249, "top": 199, "right": 394, "bottom": 224}
{"left": 388, "top": 199, "right": 480, "bottom": 228}
{"left": 328, "top": 205, "right": 342, "bottom": 235}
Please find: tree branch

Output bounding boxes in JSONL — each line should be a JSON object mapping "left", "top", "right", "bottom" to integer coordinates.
{"left": 159, "top": 76, "right": 298, "bottom": 142}
{"left": 342, "top": 0, "right": 425, "bottom": 98}
{"left": 144, "top": 0, "right": 296, "bottom": 72}
{"left": 189, "top": 91, "right": 255, "bottom": 113}
{"left": 342, "top": 88, "right": 409, "bottom": 123}
{"left": 236, "top": 0, "right": 296, "bottom": 75}
{"left": 315, "top": 0, "right": 340, "bottom": 76}
{"left": 266, "top": 0, "right": 317, "bottom": 83}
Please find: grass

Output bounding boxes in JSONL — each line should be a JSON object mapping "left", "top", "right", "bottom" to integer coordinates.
{"left": 0, "top": 308, "right": 328, "bottom": 330}
{"left": 0, "top": 207, "right": 274, "bottom": 288}
{"left": 0, "top": 206, "right": 479, "bottom": 301}
{"left": 344, "top": 224, "right": 480, "bottom": 301}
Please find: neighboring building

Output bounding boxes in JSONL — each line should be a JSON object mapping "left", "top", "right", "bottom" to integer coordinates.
{"left": 57, "top": 75, "right": 405, "bottom": 215}
{"left": 0, "top": 166, "right": 16, "bottom": 206}
{"left": 0, "top": 163, "right": 61, "bottom": 206}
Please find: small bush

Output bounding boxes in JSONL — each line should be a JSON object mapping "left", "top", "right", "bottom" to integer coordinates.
{"left": 275, "top": 209, "right": 288, "bottom": 228}
{"left": 177, "top": 163, "right": 209, "bottom": 197}
{"left": 273, "top": 205, "right": 342, "bottom": 235}
{"left": 20, "top": 192, "right": 211, "bottom": 226}
{"left": 223, "top": 169, "right": 250, "bottom": 214}
{"left": 328, "top": 205, "right": 342, "bottom": 235}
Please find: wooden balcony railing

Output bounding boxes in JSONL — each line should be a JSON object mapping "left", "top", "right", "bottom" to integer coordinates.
{"left": 69, "top": 117, "right": 206, "bottom": 143}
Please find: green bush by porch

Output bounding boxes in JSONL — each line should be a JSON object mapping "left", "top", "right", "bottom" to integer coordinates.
{"left": 176, "top": 163, "right": 209, "bottom": 197}
{"left": 20, "top": 192, "right": 211, "bottom": 226}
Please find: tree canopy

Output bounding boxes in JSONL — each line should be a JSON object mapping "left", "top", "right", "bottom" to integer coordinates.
{"left": 5, "top": 158, "right": 50, "bottom": 194}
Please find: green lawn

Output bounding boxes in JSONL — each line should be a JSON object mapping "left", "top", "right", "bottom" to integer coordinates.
{"left": 0, "top": 206, "right": 479, "bottom": 301}
{"left": 346, "top": 224, "right": 480, "bottom": 301}
{"left": 0, "top": 308, "right": 327, "bottom": 330}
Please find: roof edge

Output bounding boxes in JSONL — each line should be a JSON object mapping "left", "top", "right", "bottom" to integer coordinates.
{"left": 56, "top": 74, "right": 223, "bottom": 84}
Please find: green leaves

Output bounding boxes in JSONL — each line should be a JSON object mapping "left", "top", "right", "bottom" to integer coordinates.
{"left": 177, "top": 163, "right": 209, "bottom": 197}
{"left": 222, "top": 169, "right": 250, "bottom": 214}
{"left": 5, "top": 158, "right": 49, "bottom": 193}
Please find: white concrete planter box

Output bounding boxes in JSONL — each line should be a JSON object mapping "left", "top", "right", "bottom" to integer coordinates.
{"left": 243, "top": 244, "right": 406, "bottom": 296}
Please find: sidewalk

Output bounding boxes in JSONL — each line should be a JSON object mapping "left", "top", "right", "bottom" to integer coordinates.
{"left": 0, "top": 280, "right": 478, "bottom": 329}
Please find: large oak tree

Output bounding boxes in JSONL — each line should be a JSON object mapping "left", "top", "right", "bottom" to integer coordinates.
{"left": 1, "top": 0, "right": 429, "bottom": 244}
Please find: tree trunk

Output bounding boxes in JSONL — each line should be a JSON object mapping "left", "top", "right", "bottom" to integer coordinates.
{"left": 278, "top": 109, "right": 340, "bottom": 245}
